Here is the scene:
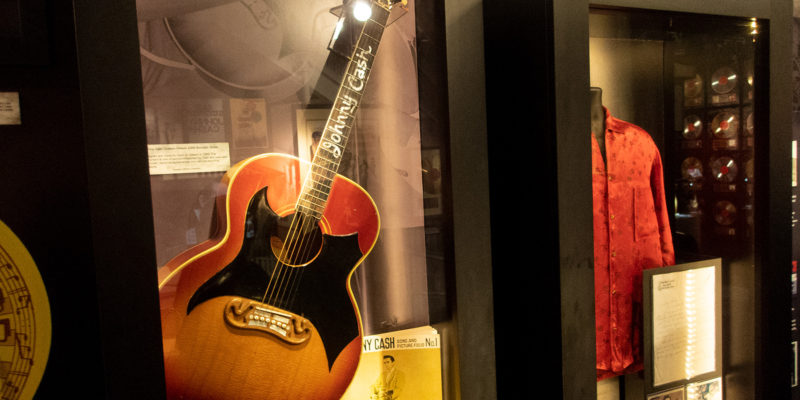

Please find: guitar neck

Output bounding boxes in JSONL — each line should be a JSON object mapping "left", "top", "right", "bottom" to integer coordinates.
{"left": 296, "top": 1, "right": 391, "bottom": 220}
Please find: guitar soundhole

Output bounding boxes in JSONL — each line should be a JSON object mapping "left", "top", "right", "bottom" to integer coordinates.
{"left": 271, "top": 212, "right": 323, "bottom": 267}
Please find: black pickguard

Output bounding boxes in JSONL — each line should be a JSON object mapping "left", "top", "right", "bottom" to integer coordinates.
{"left": 186, "top": 186, "right": 363, "bottom": 370}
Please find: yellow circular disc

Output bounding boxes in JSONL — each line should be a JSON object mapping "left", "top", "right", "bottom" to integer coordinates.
{"left": 0, "top": 220, "right": 51, "bottom": 399}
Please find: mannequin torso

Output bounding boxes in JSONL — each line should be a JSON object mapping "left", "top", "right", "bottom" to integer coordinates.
{"left": 591, "top": 87, "right": 606, "bottom": 162}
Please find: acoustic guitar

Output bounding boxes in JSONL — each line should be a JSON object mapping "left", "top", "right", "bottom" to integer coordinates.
{"left": 157, "top": 1, "right": 401, "bottom": 398}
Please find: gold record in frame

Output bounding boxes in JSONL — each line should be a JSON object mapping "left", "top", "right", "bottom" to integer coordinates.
{"left": 714, "top": 200, "right": 737, "bottom": 226}
{"left": 0, "top": 220, "right": 51, "bottom": 399}
{"left": 682, "top": 115, "right": 703, "bottom": 139}
{"left": 711, "top": 66, "right": 738, "bottom": 94}
{"left": 711, "top": 112, "right": 739, "bottom": 139}
{"left": 710, "top": 156, "right": 738, "bottom": 183}
{"left": 684, "top": 74, "right": 703, "bottom": 98}
{"left": 681, "top": 157, "right": 704, "bottom": 181}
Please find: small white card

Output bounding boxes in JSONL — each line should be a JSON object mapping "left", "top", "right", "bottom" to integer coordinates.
{"left": 147, "top": 142, "right": 230, "bottom": 175}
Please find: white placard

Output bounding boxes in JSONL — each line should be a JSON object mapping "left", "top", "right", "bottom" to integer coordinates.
{"left": 147, "top": 143, "right": 230, "bottom": 175}
{"left": 652, "top": 266, "right": 716, "bottom": 386}
{"left": 0, "top": 92, "right": 21, "bottom": 125}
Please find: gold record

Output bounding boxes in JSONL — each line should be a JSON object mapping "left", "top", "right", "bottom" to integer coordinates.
{"left": 681, "top": 157, "right": 704, "bottom": 181}
{"left": 714, "top": 200, "right": 737, "bottom": 226}
{"left": 684, "top": 74, "right": 703, "bottom": 98}
{"left": 711, "top": 66, "right": 738, "bottom": 94}
{"left": 710, "top": 156, "right": 738, "bottom": 183}
{"left": 682, "top": 115, "right": 703, "bottom": 139}
{"left": 0, "top": 220, "right": 51, "bottom": 399}
{"left": 711, "top": 111, "right": 739, "bottom": 139}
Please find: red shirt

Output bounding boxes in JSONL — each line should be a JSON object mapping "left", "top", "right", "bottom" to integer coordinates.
{"left": 592, "top": 108, "right": 675, "bottom": 380}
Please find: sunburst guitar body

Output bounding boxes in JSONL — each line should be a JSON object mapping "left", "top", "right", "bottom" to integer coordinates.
{"left": 158, "top": 154, "right": 379, "bottom": 399}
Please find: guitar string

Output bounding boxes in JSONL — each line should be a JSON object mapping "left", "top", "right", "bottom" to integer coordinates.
{"left": 270, "top": 164, "right": 333, "bottom": 306}
{"left": 266, "top": 185, "right": 327, "bottom": 308}
{"left": 271, "top": 16, "right": 383, "bottom": 309}
{"left": 261, "top": 210, "right": 302, "bottom": 306}
{"left": 279, "top": 215, "right": 321, "bottom": 309}
{"left": 271, "top": 212, "right": 314, "bottom": 307}
{"left": 282, "top": 153, "right": 339, "bottom": 308}
{"left": 261, "top": 2, "right": 387, "bottom": 310}
{"left": 264, "top": 202, "right": 319, "bottom": 307}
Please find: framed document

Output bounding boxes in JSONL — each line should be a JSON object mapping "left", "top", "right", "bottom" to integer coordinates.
{"left": 643, "top": 258, "right": 723, "bottom": 394}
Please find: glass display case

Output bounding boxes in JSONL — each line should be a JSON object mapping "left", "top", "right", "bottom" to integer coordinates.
{"left": 135, "top": 0, "right": 460, "bottom": 398}
{"left": 3, "top": 0, "right": 797, "bottom": 398}
{"left": 484, "top": 0, "right": 792, "bottom": 399}
{"left": 589, "top": 8, "right": 768, "bottom": 399}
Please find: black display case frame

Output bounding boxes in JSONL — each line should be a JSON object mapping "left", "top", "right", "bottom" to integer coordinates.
{"left": 483, "top": 0, "right": 792, "bottom": 399}
{"left": 0, "top": 0, "right": 499, "bottom": 398}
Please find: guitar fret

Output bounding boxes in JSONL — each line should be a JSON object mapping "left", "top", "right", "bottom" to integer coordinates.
{"left": 311, "top": 163, "right": 337, "bottom": 176}
{"left": 357, "top": 37, "right": 380, "bottom": 56}
{"left": 305, "top": 174, "right": 332, "bottom": 188}
{"left": 325, "top": 125, "right": 353, "bottom": 140}
{"left": 338, "top": 86, "right": 364, "bottom": 103}
{"left": 299, "top": 192, "right": 328, "bottom": 209}
{"left": 314, "top": 149, "right": 339, "bottom": 164}
{"left": 304, "top": 187, "right": 330, "bottom": 201}
{"left": 367, "top": 18, "right": 385, "bottom": 28}
{"left": 327, "top": 112, "right": 355, "bottom": 131}
{"left": 344, "top": 63, "right": 372, "bottom": 81}
{"left": 353, "top": 44, "right": 378, "bottom": 62}
{"left": 315, "top": 147, "right": 343, "bottom": 163}
{"left": 370, "top": 3, "right": 391, "bottom": 21}
{"left": 298, "top": 195, "right": 326, "bottom": 206}
{"left": 306, "top": 182, "right": 332, "bottom": 195}
{"left": 360, "top": 31, "right": 380, "bottom": 43}
{"left": 311, "top": 172, "right": 335, "bottom": 185}
{"left": 307, "top": 172, "right": 333, "bottom": 187}
{"left": 312, "top": 167, "right": 337, "bottom": 181}
{"left": 296, "top": 205, "right": 323, "bottom": 219}
{"left": 332, "top": 91, "right": 361, "bottom": 110}
{"left": 297, "top": 195, "right": 326, "bottom": 209}
{"left": 363, "top": 21, "right": 384, "bottom": 39}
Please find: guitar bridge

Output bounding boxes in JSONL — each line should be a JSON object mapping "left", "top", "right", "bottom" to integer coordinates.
{"left": 223, "top": 297, "right": 312, "bottom": 345}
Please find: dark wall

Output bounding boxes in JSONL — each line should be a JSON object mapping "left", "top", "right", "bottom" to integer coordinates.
{"left": 0, "top": 1, "right": 165, "bottom": 398}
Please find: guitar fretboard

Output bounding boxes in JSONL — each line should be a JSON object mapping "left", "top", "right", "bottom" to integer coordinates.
{"left": 296, "top": 2, "right": 391, "bottom": 220}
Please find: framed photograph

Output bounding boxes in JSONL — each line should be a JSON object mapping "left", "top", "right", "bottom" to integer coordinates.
{"left": 643, "top": 258, "right": 723, "bottom": 393}
{"left": 686, "top": 377, "right": 722, "bottom": 400}
{"left": 648, "top": 387, "right": 685, "bottom": 400}
{"left": 230, "top": 98, "right": 269, "bottom": 149}
{"left": 295, "top": 107, "right": 330, "bottom": 163}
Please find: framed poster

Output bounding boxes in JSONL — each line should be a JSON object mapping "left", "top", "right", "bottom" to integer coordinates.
{"left": 643, "top": 258, "right": 723, "bottom": 394}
